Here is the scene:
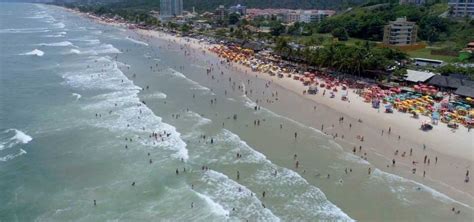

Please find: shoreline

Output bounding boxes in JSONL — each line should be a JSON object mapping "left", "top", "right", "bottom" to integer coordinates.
{"left": 135, "top": 28, "right": 474, "bottom": 206}
{"left": 65, "top": 6, "right": 474, "bottom": 211}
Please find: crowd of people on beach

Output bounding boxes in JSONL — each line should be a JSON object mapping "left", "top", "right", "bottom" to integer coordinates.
{"left": 83, "top": 21, "right": 470, "bottom": 216}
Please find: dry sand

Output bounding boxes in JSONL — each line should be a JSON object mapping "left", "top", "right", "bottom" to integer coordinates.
{"left": 137, "top": 29, "right": 474, "bottom": 205}
{"left": 64, "top": 10, "right": 474, "bottom": 207}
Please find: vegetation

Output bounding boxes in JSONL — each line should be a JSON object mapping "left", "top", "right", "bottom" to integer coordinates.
{"left": 55, "top": 0, "right": 366, "bottom": 11}
{"left": 436, "top": 64, "right": 474, "bottom": 80}
{"left": 316, "top": 2, "right": 473, "bottom": 49}
{"left": 275, "top": 37, "right": 407, "bottom": 77}
{"left": 60, "top": 1, "right": 161, "bottom": 26}
{"left": 183, "top": 0, "right": 365, "bottom": 11}
{"left": 55, "top": 0, "right": 473, "bottom": 79}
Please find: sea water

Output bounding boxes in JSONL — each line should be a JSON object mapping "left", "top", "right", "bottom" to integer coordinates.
{"left": 1, "top": 3, "right": 473, "bottom": 221}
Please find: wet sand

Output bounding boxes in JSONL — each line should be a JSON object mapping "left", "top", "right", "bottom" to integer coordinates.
{"left": 135, "top": 29, "right": 474, "bottom": 207}
{"left": 61, "top": 7, "right": 474, "bottom": 216}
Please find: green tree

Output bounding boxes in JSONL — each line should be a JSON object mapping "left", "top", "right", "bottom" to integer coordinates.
{"left": 331, "top": 27, "right": 349, "bottom": 41}
{"left": 229, "top": 13, "right": 240, "bottom": 25}
{"left": 270, "top": 22, "right": 286, "bottom": 36}
{"left": 181, "top": 24, "right": 191, "bottom": 34}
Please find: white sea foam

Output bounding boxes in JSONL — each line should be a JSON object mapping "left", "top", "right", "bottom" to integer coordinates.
{"left": 20, "top": 49, "right": 44, "bottom": 57}
{"left": 69, "top": 49, "right": 81, "bottom": 54}
{"left": 63, "top": 56, "right": 188, "bottom": 160}
{"left": 39, "top": 41, "right": 75, "bottom": 47}
{"left": 372, "top": 169, "right": 473, "bottom": 209}
{"left": 0, "top": 28, "right": 50, "bottom": 34}
{"left": 43, "top": 34, "right": 64, "bottom": 38}
{"left": 141, "top": 92, "right": 167, "bottom": 100}
{"left": 168, "top": 68, "right": 213, "bottom": 93}
{"left": 44, "top": 31, "right": 66, "bottom": 38}
{"left": 69, "top": 37, "right": 100, "bottom": 45}
{"left": 183, "top": 111, "right": 212, "bottom": 128}
{"left": 195, "top": 170, "right": 281, "bottom": 221}
{"left": 194, "top": 191, "right": 229, "bottom": 218}
{"left": 53, "top": 22, "right": 65, "bottom": 29}
{"left": 0, "top": 149, "right": 27, "bottom": 162}
{"left": 126, "top": 37, "right": 149, "bottom": 46}
{"left": 91, "top": 30, "right": 102, "bottom": 35}
{"left": 0, "top": 129, "right": 33, "bottom": 151}
{"left": 89, "top": 44, "right": 121, "bottom": 55}
{"left": 189, "top": 128, "right": 353, "bottom": 221}
{"left": 340, "top": 152, "right": 370, "bottom": 165}
{"left": 116, "top": 61, "right": 131, "bottom": 68}
{"left": 72, "top": 93, "right": 81, "bottom": 100}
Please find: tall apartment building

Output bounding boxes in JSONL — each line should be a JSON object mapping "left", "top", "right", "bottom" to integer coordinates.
{"left": 283, "top": 11, "right": 301, "bottom": 23}
{"left": 399, "top": 0, "right": 425, "bottom": 5}
{"left": 283, "top": 10, "right": 335, "bottom": 24}
{"left": 449, "top": 0, "right": 474, "bottom": 18}
{"left": 160, "top": 0, "right": 183, "bottom": 19}
{"left": 229, "top": 4, "right": 247, "bottom": 15}
{"left": 299, "top": 10, "right": 334, "bottom": 23}
{"left": 383, "top": 17, "right": 418, "bottom": 46}
{"left": 214, "top": 5, "right": 227, "bottom": 21}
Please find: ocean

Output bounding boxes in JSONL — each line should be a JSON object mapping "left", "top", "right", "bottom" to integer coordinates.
{"left": 0, "top": 3, "right": 473, "bottom": 221}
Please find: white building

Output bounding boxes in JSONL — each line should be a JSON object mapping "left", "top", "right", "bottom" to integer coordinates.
{"left": 383, "top": 17, "right": 417, "bottom": 46}
{"left": 160, "top": 0, "right": 183, "bottom": 20}
{"left": 449, "top": 0, "right": 474, "bottom": 18}
{"left": 399, "top": 0, "right": 425, "bottom": 5}
{"left": 283, "top": 10, "right": 335, "bottom": 24}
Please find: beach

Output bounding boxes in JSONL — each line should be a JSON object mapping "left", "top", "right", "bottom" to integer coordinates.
{"left": 1, "top": 3, "right": 473, "bottom": 221}
{"left": 133, "top": 28, "right": 474, "bottom": 201}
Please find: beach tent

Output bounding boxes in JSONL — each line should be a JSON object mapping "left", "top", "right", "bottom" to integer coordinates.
{"left": 455, "top": 86, "right": 474, "bottom": 98}
{"left": 404, "top": 70, "right": 435, "bottom": 83}
{"left": 428, "top": 75, "right": 474, "bottom": 90}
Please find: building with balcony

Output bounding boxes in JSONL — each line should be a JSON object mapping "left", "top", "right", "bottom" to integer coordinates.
{"left": 399, "top": 0, "right": 425, "bottom": 5}
{"left": 383, "top": 17, "right": 417, "bottom": 46}
{"left": 283, "top": 10, "right": 335, "bottom": 24}
{"left": 160, "top": 0, "right": 183, "bottom": 20}
{"left": 229, "top": 4, "right": 247, "bottom": 15}
{"left": 214, "top": 5, "right": 227, "bottom": 21}
{"left": 449, "top": 0, "right": 474, "bottom": 18}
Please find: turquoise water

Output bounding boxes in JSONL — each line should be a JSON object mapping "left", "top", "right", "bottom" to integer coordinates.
{"left": 1, "top": 3, "right": 473, "bottom": 221}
